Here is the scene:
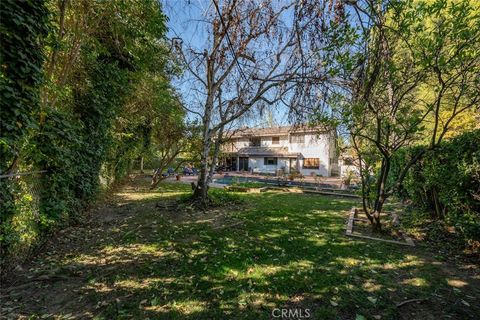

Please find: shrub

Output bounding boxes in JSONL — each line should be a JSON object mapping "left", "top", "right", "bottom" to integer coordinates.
{"left": 231, "top": 181, "right": 265, "bottom": 188}
{"left": 391, "top": 130, "right": 480, "bottom": 246}
{"left": 209, "top": 188, "right": 243, "bottom": 205}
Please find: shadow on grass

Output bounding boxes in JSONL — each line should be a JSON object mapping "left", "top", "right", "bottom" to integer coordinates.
{"left": 1, "top": 181, "right": 478, "bottom": 320}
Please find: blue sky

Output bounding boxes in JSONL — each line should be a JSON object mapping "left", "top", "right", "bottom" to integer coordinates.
{"left": 159, "top": 1, "right": 363, "bottom": 129}
{"left": 160, "top": 0, "right": 296, "bottom": 128}
{"left": 162, "top": 1, "right": 210, "bottom": 52}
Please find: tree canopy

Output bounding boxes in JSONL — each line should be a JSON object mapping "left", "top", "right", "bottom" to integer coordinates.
{"left": 0, "top": 0, "right": 189, "bottom": 266}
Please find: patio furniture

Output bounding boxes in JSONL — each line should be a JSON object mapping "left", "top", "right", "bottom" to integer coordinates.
{"left": 183, "top": 167, "right": 194, "bottom": 175}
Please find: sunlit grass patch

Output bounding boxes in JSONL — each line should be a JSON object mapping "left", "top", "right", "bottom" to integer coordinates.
{"left": 401, "top": 277, "right": 428, "bottom": 287}
{"left": 85, "top": 280, "right": 113, "bottom": 293}
{"left": 382, "top": 254, "right": 424, "bottom": 270}
{"left": 114, "top": 191, "right": 184, "bottom": 201}
{"left": 335, "top": 257, "right": 363, "bottom": 267}
{"left": 60, "top": 243, "right": 172, "bottom": 267}
{"left": 236, "top": 292, "right": 282, "bottom": 309}
{"left": 446, "top": 279, "right": 468, "bottom": 288}
{"left": 113, "top": 277, "right": 175, "bottom": 290}
{"left": 362, "top": 280, "right": 383, "bottom": 292}
{"left": 143, "top": 299, "right": 208, "bottom": 315}
{"left": 4, "top": 180, "right": 479, "bottom": 320}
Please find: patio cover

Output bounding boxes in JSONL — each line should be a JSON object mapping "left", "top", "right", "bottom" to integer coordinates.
{"left": 227, "top": 147, "right": 300, "bottom": 158}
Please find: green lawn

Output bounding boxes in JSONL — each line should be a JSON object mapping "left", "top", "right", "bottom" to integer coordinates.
{"left": 2, "top": 178, "right": 478, "bottom": 319}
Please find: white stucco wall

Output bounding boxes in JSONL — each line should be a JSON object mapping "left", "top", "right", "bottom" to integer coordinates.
{"left": 231, "top": 136, "right": 289, "bottom": 149}
{"left": 227, "top": 131, "right": 335, "bottom": 176}
{"left": 259, "top": 136, "right": 289, "bottom": 147}
{"left": 248, "top": 157, "right": 290, "bottom": 174}
{"left": 289, "top": 133, "right": 330, "bottom": 177}
{"left": 235, "top": 138, "right": 250, "bottom": 149}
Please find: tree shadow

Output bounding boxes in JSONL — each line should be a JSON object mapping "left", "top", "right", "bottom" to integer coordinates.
{"left": 1, "top": 181, "right": 478, "bottom": 319}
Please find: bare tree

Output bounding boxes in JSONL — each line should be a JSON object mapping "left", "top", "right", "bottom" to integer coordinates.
{"left": 172, "top": 0, "right": 327, "bottom": 206}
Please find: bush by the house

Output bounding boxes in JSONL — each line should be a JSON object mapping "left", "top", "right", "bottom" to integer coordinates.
{"left": 391, "top": 129, "right": 480, "bottom": 247}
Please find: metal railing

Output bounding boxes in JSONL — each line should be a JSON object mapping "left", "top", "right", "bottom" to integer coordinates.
{"left": 0, "top": 170, "right": 47, "bottom": 179}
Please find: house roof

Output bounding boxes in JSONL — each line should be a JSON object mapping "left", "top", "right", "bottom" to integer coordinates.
{"left": 228, "top": 125, "right": 328, "bottom": 138}
{"left": 227, "top": 146, "right": 300, "bottom": 158}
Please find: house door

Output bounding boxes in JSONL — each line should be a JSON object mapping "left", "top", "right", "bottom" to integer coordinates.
{"left": 239, "top": 157, "right": 249, "bottom": 171}
{"left": 289, "top": 158, "right": 297, "bottom": 172}
{"left": 227, "top": 157, "right": 237, "bottom": 171}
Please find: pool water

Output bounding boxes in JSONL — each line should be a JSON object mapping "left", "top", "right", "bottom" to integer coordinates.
{"left": 212, "top": 175, "right": 344, "bottom": 190}
{"left": 213, "top": 176, "right": 260, "bottom": 185}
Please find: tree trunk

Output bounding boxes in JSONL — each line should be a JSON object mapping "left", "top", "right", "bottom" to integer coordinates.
{"left": 193, "top": 112, "right": 213, "bottom": 206}
{"left": 431, "top": 188, "right": 443, "bottom": 219}
{"left": 140, "top": 157, "right": 144, "bottom": 173}
{"left": 193, "top": 143, "right": 210, "bottom": 207}
{"left": 372, "top": 196, "right": 386, "bottom": 231}
{"left": 208, "top": 126, "right": 224, "bottom": 183}
{"left": 370, "top": 157, "right": 390, "bottom": 231}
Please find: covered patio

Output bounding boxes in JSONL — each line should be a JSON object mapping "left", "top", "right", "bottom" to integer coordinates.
{"left": 220, "top": 146, "right": 301, "bottom": 174}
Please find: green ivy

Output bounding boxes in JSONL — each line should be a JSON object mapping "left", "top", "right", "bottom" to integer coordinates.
{"left": 0, "top": 0, "right": 49, "bottom": 260}
{"left": 0, "top": 0, "right": 174, "bottom": 269}
{"left": 0, "top": 0, "right": 49, "bottom": 172}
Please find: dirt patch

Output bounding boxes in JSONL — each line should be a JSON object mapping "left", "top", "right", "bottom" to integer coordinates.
{"left": 0, "top": 177, "right": 231, "bottom": 318}
{"left": 353, "top": 219, "right": 405, "bottom": 242}
{"left": 346, "top": 208, "right": 414, "bottom": 246}
{"left": 2, "top": 177, "right": 479, "bottom": 319}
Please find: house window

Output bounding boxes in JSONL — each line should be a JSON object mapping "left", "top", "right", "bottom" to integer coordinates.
{"left": 250, "top": 137, "right": 261, "bottom": 147}
{"left": 290, "top": 134, "right": 305, "bottom": 143}
{"left": 272, "top": 136, "right": 280, "bottom": 145}
{"left": 264, "top": 157, "right": 278, "bottom": 165}
{"left": 303, "top": 158, "right": 319, "bottom": 169}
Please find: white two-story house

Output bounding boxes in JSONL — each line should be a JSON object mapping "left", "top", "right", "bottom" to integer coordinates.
{"left": 220, "top": 125, "right": 339, "bottom": 177}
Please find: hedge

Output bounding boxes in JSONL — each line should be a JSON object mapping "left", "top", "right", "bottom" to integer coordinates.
{"left": 391, "top": 129, "right": 480, "bottom": 245}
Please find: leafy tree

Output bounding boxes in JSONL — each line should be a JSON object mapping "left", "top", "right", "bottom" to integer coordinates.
{"left": 0, "top": 0, "right": 50, "bottom": 257}
{"left": 308, "top": 0, "right": 480, "bottom": 229}
{"left": 391, "top": 130, "right": 480, "bottom": 246}
{"left": 0, "top": 0, "right": 184, "bottom": 266}
{"left": 37, "top": 0, "right": 173, "bottom": 198}
{"left": 150, "top": 118, "right": 202, "bottom": 189}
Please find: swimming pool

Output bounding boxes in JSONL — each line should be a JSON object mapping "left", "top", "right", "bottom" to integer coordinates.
{"left": 213, "top": 176, "right": 257, "bottom": 185}
{"left": 212, "top": 175, "right": 335, "bottom": 189}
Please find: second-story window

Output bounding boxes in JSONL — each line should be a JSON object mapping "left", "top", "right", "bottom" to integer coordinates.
{"left": 250, "top": 137, "right": 261, "bottom": 146}
{"left": 272, "top": 136, "right": 279, "bottom": 145}
{"left": 290, "top": 134, "right": 305, "bottom": 144}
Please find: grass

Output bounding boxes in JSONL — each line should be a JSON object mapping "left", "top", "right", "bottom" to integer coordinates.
{"left": 399, "top": 206, "right": 480, "bottom": 263}
{"left": 231, "top": 181, "right": 267, "bottom": 188}
{"left": 1, "top": 177, "right": 479, "bottom": 319}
